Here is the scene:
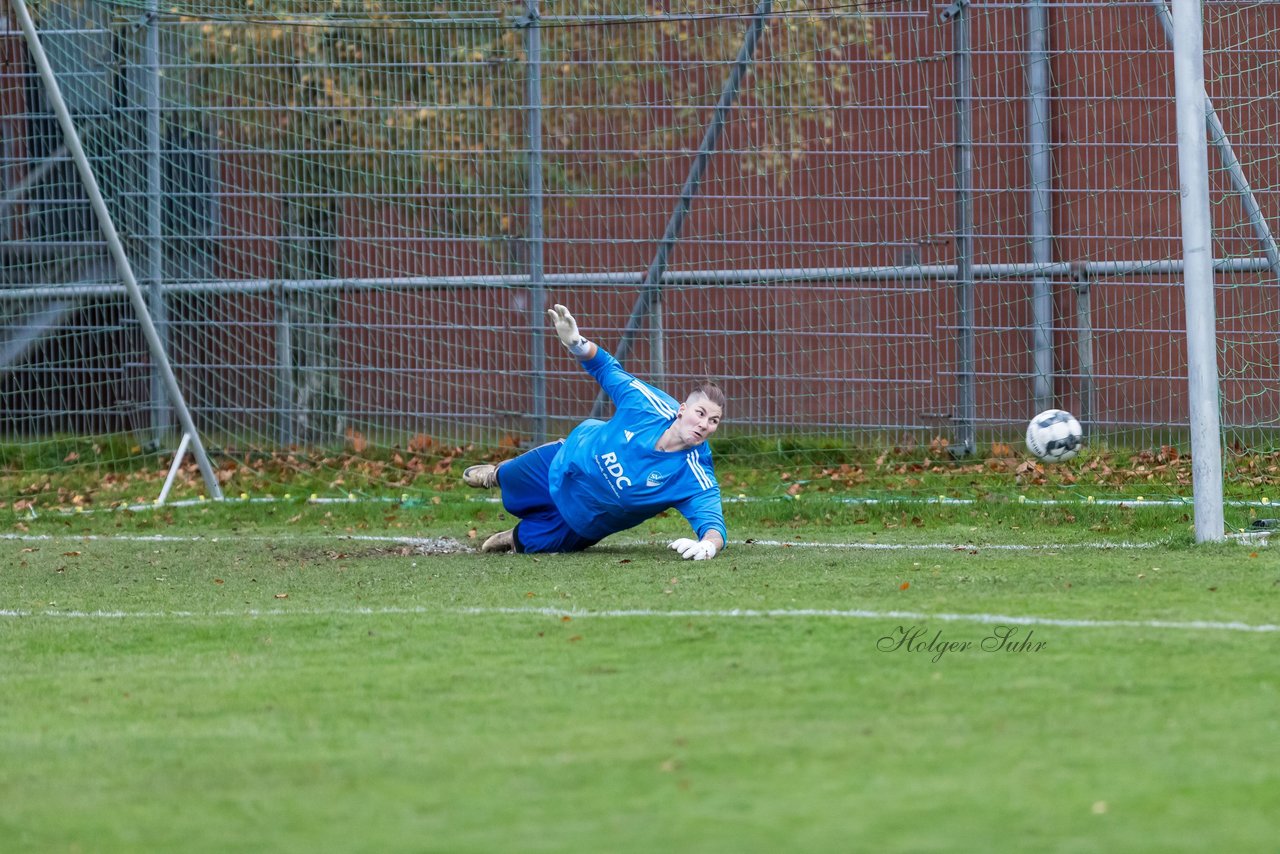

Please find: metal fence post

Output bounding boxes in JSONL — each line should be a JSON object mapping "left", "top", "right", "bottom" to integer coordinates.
{"left": 1027, "top": 0, "right": 1054, "bottom": 414}
{"left": 522, "top": 0, "right": 548, "bottom": 443}
{"left": 943, "top": 0, "right": 976, "bottom": 456}
{"left": 143, "top": 0, "right": 171, "bottom": 449}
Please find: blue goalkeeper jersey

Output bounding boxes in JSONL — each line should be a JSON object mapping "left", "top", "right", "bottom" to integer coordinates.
{"left": 547, "top": 348, "right": 726, "bottom": 544}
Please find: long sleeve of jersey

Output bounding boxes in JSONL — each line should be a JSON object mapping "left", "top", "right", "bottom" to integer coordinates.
{"left": 545, "top": 348, "right": 727, "bottom": 545}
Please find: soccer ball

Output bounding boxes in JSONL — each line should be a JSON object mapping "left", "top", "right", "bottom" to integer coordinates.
{"left": 1025, "top": 409, "right": 1083, "bottom": 462}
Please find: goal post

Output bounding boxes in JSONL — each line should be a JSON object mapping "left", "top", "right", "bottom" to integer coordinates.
{"left": 10, "top": 0, "right": 222, "bottom": 502}
{"left": 1169, "top": 0, "right": 1225, "bottom": 542}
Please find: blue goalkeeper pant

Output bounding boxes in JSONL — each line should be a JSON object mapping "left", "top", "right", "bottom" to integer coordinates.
{"left": 497, "top": 440, "right": 600, "bottom": 554}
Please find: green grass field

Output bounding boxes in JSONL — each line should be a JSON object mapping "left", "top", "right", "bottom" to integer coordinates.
{"left": 2, "top": 492, "right": 1278, "bottom": 853}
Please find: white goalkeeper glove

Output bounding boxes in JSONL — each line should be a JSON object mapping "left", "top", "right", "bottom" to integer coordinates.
{"left": 669, "top": 537, "right": 719, "bottom": 561}
{"left": 546, "top": 303, "right": 592, "bottom": 357}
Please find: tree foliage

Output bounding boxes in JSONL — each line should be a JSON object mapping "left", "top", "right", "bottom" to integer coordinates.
{"left": 160, "top": 0, "right": 878, "bottom": 236}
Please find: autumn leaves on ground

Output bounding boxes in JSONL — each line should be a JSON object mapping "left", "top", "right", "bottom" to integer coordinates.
{"left": 6, "top": 432, "right": 1280, "bottom": 516}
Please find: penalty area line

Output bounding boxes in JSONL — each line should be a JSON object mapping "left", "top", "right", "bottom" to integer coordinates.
{"left": 0, "top": 605, "right": 1275, "bottom": 634}
{"left": 457, "top": 607, "right": 1279, "bottom": 633}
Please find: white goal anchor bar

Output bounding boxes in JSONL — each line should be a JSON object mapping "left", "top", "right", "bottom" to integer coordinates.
{"left": 156, "top": 432, "right": 194, "bottom": 507}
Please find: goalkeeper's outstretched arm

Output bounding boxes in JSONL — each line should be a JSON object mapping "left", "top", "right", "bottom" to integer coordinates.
{"left": 546, "top": 304, "right": 598, "bottom": 361}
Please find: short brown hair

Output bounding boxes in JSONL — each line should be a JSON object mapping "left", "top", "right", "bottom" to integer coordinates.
{"left": 687, "top": 381, "right": 726, "bottom": 411}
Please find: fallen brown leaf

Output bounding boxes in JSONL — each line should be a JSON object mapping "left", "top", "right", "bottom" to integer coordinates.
{"left": 345, "top": 428, "right": 368, "bottom": 453}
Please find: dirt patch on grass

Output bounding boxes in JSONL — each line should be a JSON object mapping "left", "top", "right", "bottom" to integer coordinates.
{"left": 296, "top": 537, "right": 475, "bottom": 560}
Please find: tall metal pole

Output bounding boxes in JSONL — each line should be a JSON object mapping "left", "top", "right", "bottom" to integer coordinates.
{"left": 143, "top": 0, "right": 171, "bottom": 448}
{"left": 1170, "top": 0, "right": 1224, "bottom": 542}
{"left": 13, "top": 0, "right": 224, "bottom": 500}
{"left": 523, "top": 0, "right": 547, "bottom": 442}
{"left": 1027, "top": 0, "right": 1054, "bottom": 413}
{"left": 944, "top": 0, "right": 976, "bottom": 456}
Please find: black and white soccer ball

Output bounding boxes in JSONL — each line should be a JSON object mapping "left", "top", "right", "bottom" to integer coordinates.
{"left": 1025, "top": 409, "right": 1083, "bottom": 462}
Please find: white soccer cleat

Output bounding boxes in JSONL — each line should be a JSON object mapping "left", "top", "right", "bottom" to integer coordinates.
{"left": 462, "top": 464, "right": 499, "bottom": 489}
{"left": 480, "top": 528, "right": 515, "bottom": 553}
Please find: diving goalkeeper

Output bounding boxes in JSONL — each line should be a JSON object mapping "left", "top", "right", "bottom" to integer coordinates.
{"left": 462, "top": 304, "right": 727, "bottom": 560}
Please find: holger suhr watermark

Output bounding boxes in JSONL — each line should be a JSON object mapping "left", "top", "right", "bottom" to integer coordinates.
{"left": 877, "top": 625, "right": 1048, "bottom": 663}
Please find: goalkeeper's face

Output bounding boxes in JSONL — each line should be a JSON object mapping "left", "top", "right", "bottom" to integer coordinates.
{"left": 673, "top": 393, "right": 723, "bottom": 447}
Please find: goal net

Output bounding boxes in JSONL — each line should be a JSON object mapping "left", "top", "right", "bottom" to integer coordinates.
{"left": 2, "top": 0, "right": 1277, "bottom": 518}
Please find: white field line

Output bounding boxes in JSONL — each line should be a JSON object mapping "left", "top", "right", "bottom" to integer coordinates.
{"left": 719, "top": 539, "right": 1164, "bottom": 551}
{"left": 0, "top": 532, "right": 1170, "bottom": 550}
{"left": 458, "top": 607, "right": 1280, "bottom": 634}
{"left": 0, "top": 604, "right": 1275, "bottom": 634}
